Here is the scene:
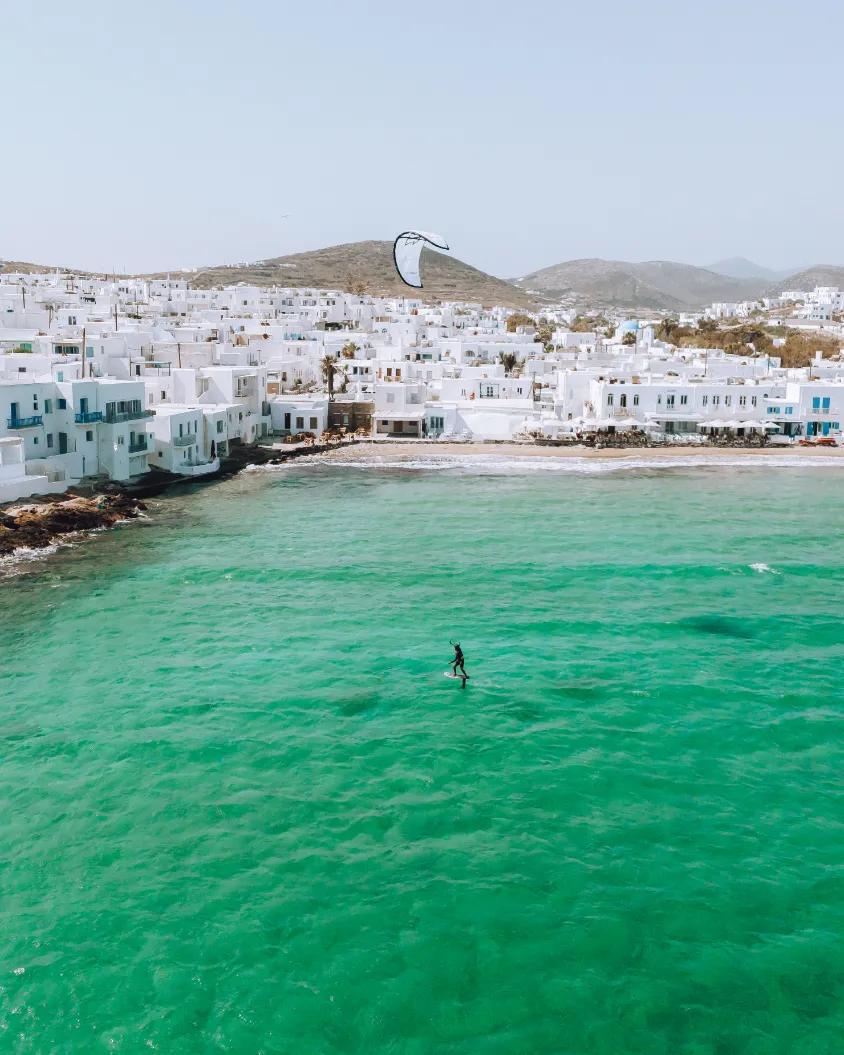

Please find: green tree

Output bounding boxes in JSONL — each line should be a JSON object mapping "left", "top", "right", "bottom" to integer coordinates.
{"left": 622, "top": 330, "right": 637, "bottom": 345}
{"left": 656, "top": 318, "right": 680, "bottom": 342}
{"left": 506, "top": 312, "right": 534, "bottom": 333}
{"left": 498, "top": 351, "right": 518, "bottom": 375}
{"left": 320, "top": 355, "right": 336, "bottom": 399}
{"left": 341, "top": 341, "right": 359, "bottom": 359}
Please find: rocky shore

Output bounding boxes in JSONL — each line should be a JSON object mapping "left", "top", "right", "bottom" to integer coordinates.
{"left": 0, "top": 494, "right": 146, "bottom": 557}
{"left": 0, "top": 439, "right": 353, "bottom": 559}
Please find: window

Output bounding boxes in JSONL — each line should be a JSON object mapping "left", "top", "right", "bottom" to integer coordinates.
{"left": 823, "top": 397, "right": 831, "bottom": 410}
{"left": 607, "top": 393, "right": 614, "bottom": 406}
{"left": 786, "top": 406, "right": 793, "bottom": 415}
{"left": 161, "top": 391, "right": 166, "bottom": 400}
{"left": 725, "top": 396, "right": 731, "bottom": 406}
{"left": 812, "top": 397, "right": 820, "bottom": 410}
{"left": 713, "top": 396, "right": 720, "bottom": 406}
{"left": 751, "top": 396, "right": 757, "bottom": 407}
{"left": 47, "top": 434, "right": 53, "bottom": 448}
{"left": 86, "top": 430, "right": 94, "bottom": 441}
{"left": 633, "top": 394, "right": 639, "bottom": 406}
{"left": 680, "top": 395, "right": 688, "bottom": 406}
{"left": 216, "top": 420, "right": 224, "bottom": 433}
{"left": 33, "top": 395, "right": 38, "bottom": 410}
{"left": 117, "top": 435, "right": 124, "bottom": 445}
{"left": 666, "top": 395, "right": 675, "bottom": 408}
{"left": 296, "top": 416, "right": 304, "bottom": 428}
{"left": 45, "top": 399, "right": 52, "bottom": 414}
{"left": 767, "top": 407, "right": 773, "bottom": 415}
{"left": 620, "top": 393, "right": 627, "bottom": 408}
{"left": 57, "top": 373, "right": 64, "bottom": 383}
{"left": 33, "top": 436, "right": 39, "bottom": 445}
{"left": 657, "top": 395, "right": 662, "bottom": 406}
{"left": 86, "top": 347, "right": 93, "bottom": 358}
{"left": 310, "top": 417, "right": 318, "bottom": 429}
{"left": 739, "top": 395, "right": 746, "bottom": 407}
{"left": 386, "top": 392, "right": 395, "bottom": 404}
{"left": 58, "top": 398, "right": 67, "bottom": 410}
{"left": 702, "top": 395, "right": 708, "bottom": 406}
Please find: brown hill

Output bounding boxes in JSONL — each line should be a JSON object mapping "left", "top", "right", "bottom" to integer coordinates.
{"left": 763, "top": 265, "right": 844, "bottom": 298}
{"left": 0, "top": 259, "right": 105, "bottom": 277}
{"left": 163, "top": 241, "right": 538, "bottom": 308}
{"left": 513, "top": 258, "right": 768, "bottom": 310}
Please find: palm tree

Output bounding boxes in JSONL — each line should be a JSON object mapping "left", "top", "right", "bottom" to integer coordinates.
{"left": 321, "top": 355, "right": 336, "bottom": 400}
{"left": 498, "top": 351, "right": 518, "bottom": 376}
{"left": 341, "top": 341, "right": 359, "bottom": 359}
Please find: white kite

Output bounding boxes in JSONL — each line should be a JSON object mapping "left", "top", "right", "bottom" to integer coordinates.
{"left": 392, "top": 230, "right": 450, "bottom": 288}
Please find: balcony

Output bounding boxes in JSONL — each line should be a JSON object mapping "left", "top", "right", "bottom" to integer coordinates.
{"left": 7, "top": 416, "right": 43, "bottom": 429}
{"left": 105, "top": 409, "right": 156, "bottom": 424}
{"left": 172, "top": 433, "right": 197, "bottom": 447}
{"left": 178, "top": 458, "right": 220, "bottom": 477}
{"left": 129, "top": 438, "right": 149, "bottom": 454}
{"left": 75, "top": 411, "right": 104, "bottom": 424}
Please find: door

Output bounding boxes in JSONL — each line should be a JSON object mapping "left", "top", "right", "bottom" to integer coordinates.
{"left": 58, "top": 432, "right": 68, "bottom": 454}
{"left": 10, "top": 402, "right": 19, "bottom": 423}
{"left": 284, "top": 413, "right": 291, "bottom": 430}
{"left": 79, "top": 397, "right": 89, "bottom": 415}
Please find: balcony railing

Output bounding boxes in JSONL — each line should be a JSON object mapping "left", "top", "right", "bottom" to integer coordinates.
{"left": 7, "top": 416, "right": 43, "bottom": 429}
{"left": 105, "top": 409, "right": 156, "bottom": 424}
{"left": 129, "top": 438, "right": 149, "bottom": 453}
{"left": 75, "top": 411, "right": 103, "bottom": 424}
{"left": 172, "top": 433, "right": 196, "bottom": 447}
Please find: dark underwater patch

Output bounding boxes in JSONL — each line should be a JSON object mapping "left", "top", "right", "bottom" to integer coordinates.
{"left": 681, "top": 616, "right": 757, "bottom": 639}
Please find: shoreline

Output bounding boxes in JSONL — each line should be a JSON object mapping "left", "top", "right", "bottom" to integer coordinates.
{"left": 319, "top": 440, "right": 844, "bottom": 461}
{"left": 3, "top": 437, "right": 842, "bottom": 565}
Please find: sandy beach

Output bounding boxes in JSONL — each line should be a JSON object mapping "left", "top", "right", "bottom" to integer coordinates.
{"left": 322, "top": 441, "right": 844, "bottom": 462}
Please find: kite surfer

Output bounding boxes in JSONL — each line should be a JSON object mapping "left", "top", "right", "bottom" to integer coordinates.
{"left": 450, "top": 641, "right": 468, "bottom": 686}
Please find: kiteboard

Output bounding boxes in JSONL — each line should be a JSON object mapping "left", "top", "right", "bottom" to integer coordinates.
{"left": 444, "top": 672, "right": 470, "bottom": 680}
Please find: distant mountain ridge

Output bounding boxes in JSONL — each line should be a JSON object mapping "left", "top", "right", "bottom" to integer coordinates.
{"left": 704, "top": 257, "right": 800, "bottom": 281}
{"left": 762, "top": 265, "right": 844, "bottom": 298}
{"left": 5, "top": 247, "right": 843, "bottom": 312}
{"left": 512, "top": 258, "right": 768, "bottom": 310}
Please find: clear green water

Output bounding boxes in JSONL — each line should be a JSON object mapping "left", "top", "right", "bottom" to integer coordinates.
{"left": 2, "top": 458, "right": 844, "bottom": 1054}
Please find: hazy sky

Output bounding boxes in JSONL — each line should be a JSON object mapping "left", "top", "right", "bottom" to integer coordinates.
{"left": 3, "top": 0, "right": 842, "bottom": 277}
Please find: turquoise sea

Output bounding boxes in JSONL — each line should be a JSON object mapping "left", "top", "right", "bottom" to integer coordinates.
{"left": 2, "top": 453, "right": 844, "bottom": 1054}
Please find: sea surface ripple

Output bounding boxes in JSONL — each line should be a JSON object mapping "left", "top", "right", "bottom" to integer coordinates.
{"left": 1, "top": 463, "right": 844, "bottom": 1053}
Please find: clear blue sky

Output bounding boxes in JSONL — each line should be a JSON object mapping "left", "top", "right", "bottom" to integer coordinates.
{"left": 3, "top": 0, "right": 842, "bottom": 277}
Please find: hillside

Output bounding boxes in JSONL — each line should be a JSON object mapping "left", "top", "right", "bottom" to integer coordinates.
{"left": 0, "top": 259, "right": 104, "bottom": 277}
{"left": 763, "top": 265, "right": 844, "bottom": 298}
{"left": 156, "top": 242, "right": 540, "bottom": 309}
{"left": 705, "top": 257, "right": 798, "bottom": 281}
{"left": 512, "top": 258, "right": 768, "bottom": 311}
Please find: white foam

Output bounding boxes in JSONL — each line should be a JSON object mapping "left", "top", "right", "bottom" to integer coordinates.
{"left": 749, "top": 563, "right": 779, "bottom": 574}
{"left": 308, "top": 452, "right": 844, "bottom": 476}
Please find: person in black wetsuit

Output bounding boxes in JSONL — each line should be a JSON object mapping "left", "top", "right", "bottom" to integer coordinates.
{"left": 451, "top": 642, "right": 467, "bottom": 683}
